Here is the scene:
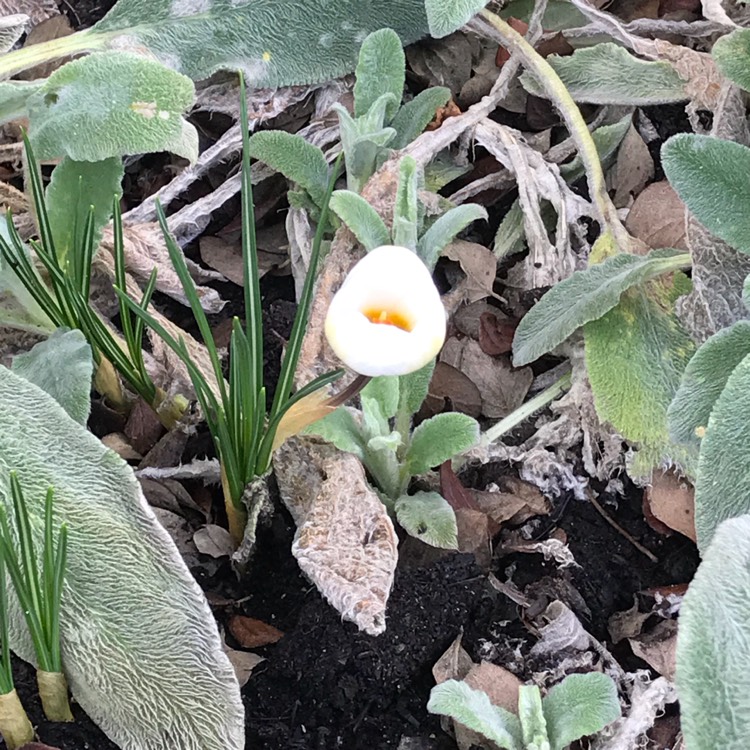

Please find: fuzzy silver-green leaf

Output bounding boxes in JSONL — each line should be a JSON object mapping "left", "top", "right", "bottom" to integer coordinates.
{"left": 11, "top": 329, "right": 93, "bottom": 425}
{"left": 0, "top": 366, "right": 244, "bottom": 750}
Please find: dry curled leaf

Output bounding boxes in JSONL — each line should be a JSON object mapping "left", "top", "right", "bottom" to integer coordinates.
{"left": 643, "top": 469, "right": 696, "bottom": 541}
{"left": 441, "top": 337, "right": 533, "bottom": 418}
{"left": 194, "top": 525, "right": 235, "bottom": 558}
{"left": 442, "top": 240, "right": 498, "bottom": 308}
{"left": 629, "top": 619, "right": 678, "bottom": 681}
{"left": 223, "top": 647, "right": 264, "bottom": 688}
{"left": 274, "top": 439, "right": 398, "bottom": 636}
{"left": 101, "top": 223, "right": 225, "bottom": 313}
{"left": 612, "top": 124, "right": 654, "bottom": 208}
{"left": 423, "top": 361, "right": 482, "bottom": 419}
{"left": 227, "top": 616, "right": 283, "bottom": 648}
{"left": 625, "top": 181, "right": 687, "bottom": 251}
{"left": 478, "top": 310, "right": 515, "bottom": 355}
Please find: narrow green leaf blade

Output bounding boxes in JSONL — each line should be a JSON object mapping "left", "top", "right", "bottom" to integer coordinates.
{"left": 427, "top": 680, "right": 523, "bottom": 750}
{"left": 329, "top": 190, "right": 390, "bottom": 251}
{"left": 585, "top": 275, "right": 695, "bottom": 475}
{"left": 668, "top": 321, "right": 750, "bottom": 447}
{"left": 354, "top": 28, "right": 405, "bottom": 120}
{"left": 677, "top": 514, "right": 750, "bottom": 750}
{"left": 395, "top": 491, "right": 458, "bottom": 549}
{"left": 27, "top": 52, "right": 197, "bottom": 162}
{"left": 0, "top": 366, "right": 244, "bottom": 749}
{"left": 513, "top": 248, "right": 691, "bottom": 367}
{"left": 663, "top": 134, "right": 750, "bottom": 255}
{"left": 712, "top": 28, "right": 750, "bottom": 93}
{"left": 521, "top": 43, "right": 688, "bottom": 105}
{"left": 543, "top": 674, "right": 621, "bottom": 750}
{"left": 405, "top": 412, "right": 480, "bottom": 474}
{"left": 425, "top": 0, "right": 490, "bottom": 38}
{"left": 46, "top": 157, "right": 124, "bottom": 267}
{"left": 95, "top": 0, "right": 429, "bottom": 86}
{"left": 11, "top": 329, "right": 93, "bottom": 425}
{"left": 693, "top": 351, "right": 750, "bottom": 550}
{"left": 248, "top": 131, "right": 329, "bottom": 209}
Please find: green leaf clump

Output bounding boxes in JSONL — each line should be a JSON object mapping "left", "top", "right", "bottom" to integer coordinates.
{"left": 307, "top": 363, "right": 480, "bottom": 549}
{"left": 250, "top": 27, "right": 452, "bottom": 206}
{"left": 428, "top": 672, "right": 620, "bottom": 750}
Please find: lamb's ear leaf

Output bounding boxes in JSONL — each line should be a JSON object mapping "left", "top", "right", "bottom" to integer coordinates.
{"left": 11, "top": 329, "right": 93, "bottom": 425}
{"left": 304, "top": 407, "right": 366, "bottom": 461}
{"left": 405, "top": 412, "right": 480, "bottom": 474}
{"left": 0, "top": 365, "right": 244, "bottom": 750}
{"left": 398, "top": 360, "right": 436, "bottom": 418}
{"left": 693, "top": 351, "right": 750, "bottom": 550}
{"left": 677, "top": 514, "right": 750, "bottom": 748}
{"left": 395, "top": 491, "right": 458, "bottom": 549}
{"left": 248, "top": 131, "right": 329, "bottom": 209}
{"left": 329, "top": 190, "right": 390, "bottom": 251}
{"left": 390, "top": 86, "right": 451, "bottom": 149}
{"left": 354, "top": 28, "right": 405, "bottom": 121}
{"left": 417, "top": 203, "right": 487, "bottom": 270}
{"left": 427, "top": 679, "right": 523, "bottom": 749}
{"left": 712, "top": 28, "right": 750, "bottom": 93}
{"left": 542, "top": 673, "right": 621, "bottom": 750}
{"left": 425, "top": 0, "right": 490, "bottom": 38}
{"left": 663, "top": 134, "right": 750, "bottom": 255}
{"left": 668, "top": 320, "right": 750, "bottom": 447}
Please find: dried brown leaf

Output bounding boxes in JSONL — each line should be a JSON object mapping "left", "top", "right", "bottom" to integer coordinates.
{"left": 455, "top": 508, "right": 492, "bottom": 568}
{"left": 629, "top": 619, "right": 678, "bottom": 680}
{"left": 194, "top": 525, "right": 235, "bottom": 558}
{"left": 101, "top": 223, "right": 225, "bottom": 313}
{"left": 612, "top": 125, "right": 654, "bottom": 208}
{"left": 274, "top": 439, "right": 398, "bottom": 636}
{"left": 608, "top": 598, "right": 652, "bottom": 643}
{"left": 625, "top": 181, "right": 687, "bottom": 251}
{"left": 124, "top": 398, "right": 164, "bottom": 455}
{"left": 643, "top": 469, "right": 696, "bottom": 541}
{"left": 100, "top": 432, "right": 141, "bottom": 461}
{"left": 433, "top": 634, "right": 474, "bottom": 684}
{"left": 473, "top": 478, "right": 550, "bottom": 526}
{"left": 223, "top": 646, "right": 264, "bottom": 688}
{"left": 478, "top": 311, "right": 515, "bottom": 356}
{"left": 424, "top": 361, "right": 482, "bottom": 419}
{"left": 227, "top": 616, "right": 283, "bottom": 648}
{"left": 441, "top": 337, "right": 533, "bottom": 418}
{"left": 443, "top": 240, "right": 497, "bottom": 306}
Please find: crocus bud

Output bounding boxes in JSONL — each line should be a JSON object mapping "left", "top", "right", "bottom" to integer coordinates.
{"left": 324, "top": 245, "right": 446, "bottom": 376}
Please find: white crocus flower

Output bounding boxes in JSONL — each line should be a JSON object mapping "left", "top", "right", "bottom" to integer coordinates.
{"left": 325, "top": 245, "right": 446, "bottom": 377}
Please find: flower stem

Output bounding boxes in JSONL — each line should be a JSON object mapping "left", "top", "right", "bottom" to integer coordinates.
{"left": 482, "top": 370, "right": 572, "bottom": 446}
{"left": 479, "top": 9, "right": 630, "bottom": 251}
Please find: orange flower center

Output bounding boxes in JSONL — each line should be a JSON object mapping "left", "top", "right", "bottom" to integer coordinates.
{"left": 363, "top": 307, "right": 414, "bottom": 332}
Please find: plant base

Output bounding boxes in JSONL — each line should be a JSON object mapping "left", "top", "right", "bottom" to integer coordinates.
{"left": 0, "top": 689, "right": 34, "bottom": 748}
{"left": 37, "top": 669, "right": 74, "bottom": 722}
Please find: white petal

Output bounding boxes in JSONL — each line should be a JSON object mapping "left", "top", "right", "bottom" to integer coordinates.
{"left": 324, "top": 245, "right": 446, "bottom": 376}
